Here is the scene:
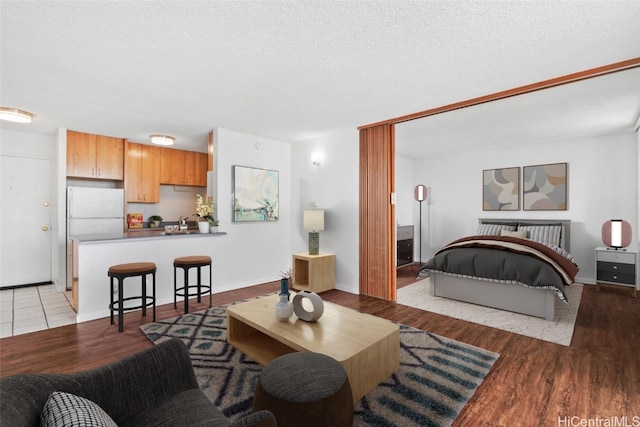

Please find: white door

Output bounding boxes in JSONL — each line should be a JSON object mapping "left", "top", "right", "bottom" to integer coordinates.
{"left": 1, "top": 155, "right": 52, "bottom": 287}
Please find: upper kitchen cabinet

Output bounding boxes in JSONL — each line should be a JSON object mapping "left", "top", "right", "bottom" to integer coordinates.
{"left": 160, "top": 147, "right": 207, "bottom": 187}
{"left": 125, "top": 142, "right": 160, "bottom": 203}
{"left": 66, "top": 130, "right": 124, "bottom": 180}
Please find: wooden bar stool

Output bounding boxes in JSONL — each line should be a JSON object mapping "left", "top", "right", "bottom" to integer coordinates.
{"left": 174, "top": 255, "right": 212, "bottom": 314}
{"left": 108, "top": 262, "right": 156, "bottom": 333}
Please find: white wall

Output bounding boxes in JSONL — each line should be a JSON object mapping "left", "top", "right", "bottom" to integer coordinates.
{"left": 411, "top": 131, "right": 638, "bottom": 284}
{"left": 395, "top": 154, "right": 414, "bottom": 227}
{"left": 212, "top": 127, "right": 293, "bottom": 289}
{"left": 290, "top": 128, "right": 360, "bottom": 293}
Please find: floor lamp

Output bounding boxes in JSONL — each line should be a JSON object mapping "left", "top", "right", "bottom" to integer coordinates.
{"left": 414, "top": 185, "right": 427, "bottom": 267}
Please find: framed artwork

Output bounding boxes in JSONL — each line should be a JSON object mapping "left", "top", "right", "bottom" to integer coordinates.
{"left": 483, "top": 167, "right": 520, "bottom": 211}
{"left": 232, "top": 165, "right": 279, "bottom": 222}
{"left": 523, "top": 162, "right": 567, "bottom": 211}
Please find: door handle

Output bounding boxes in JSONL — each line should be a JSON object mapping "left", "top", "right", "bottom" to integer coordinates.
{"left": 43, "top": 201, "right": 50, "bottom": 207}
{"left": 42, "top": 226, "right": 49, "bottom": 231}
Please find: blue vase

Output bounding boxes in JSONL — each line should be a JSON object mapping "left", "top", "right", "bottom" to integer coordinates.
{"left": 280, "top": 278, "right": 290, "bottom": 301}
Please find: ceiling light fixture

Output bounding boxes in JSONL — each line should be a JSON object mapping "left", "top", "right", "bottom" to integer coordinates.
{"left": 149, "top": 134, "right": 175, "bottom": 146}
{"left": 0, "top": 107, "right": 34, "bottom": 123}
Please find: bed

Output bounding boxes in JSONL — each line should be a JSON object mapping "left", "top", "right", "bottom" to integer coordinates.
{"left": 419, "top": 218, "right": 579, "bottom": 321}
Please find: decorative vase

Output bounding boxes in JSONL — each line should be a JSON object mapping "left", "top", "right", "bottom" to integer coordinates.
{"left": 274, "top": 294, "right": 294, "bottom": 321}
{"left": 198, "top": 222, "right": 210, "bottom": 234}
{"left": 280, "top": 278, "right": 290, "bottom": 299}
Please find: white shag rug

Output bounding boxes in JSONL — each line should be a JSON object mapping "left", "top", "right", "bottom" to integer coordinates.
{"left": 397, "top": 278, "right": 583, "bottom": 346}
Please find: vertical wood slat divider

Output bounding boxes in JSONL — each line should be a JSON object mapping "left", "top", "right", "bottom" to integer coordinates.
{"left": 359, "top": 124, "right": 396, "bottom": 300}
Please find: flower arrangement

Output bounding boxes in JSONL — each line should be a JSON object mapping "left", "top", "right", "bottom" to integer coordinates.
{"left": 194, "top": 194, "right": 214, "bottom": 222}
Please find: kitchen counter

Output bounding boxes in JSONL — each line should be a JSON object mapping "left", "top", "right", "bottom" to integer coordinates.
{"left": 70, "top": 229, "right": 226, "bottom": 243}
{"left": 72, "top": 230, "right": 229, "bottom": 323}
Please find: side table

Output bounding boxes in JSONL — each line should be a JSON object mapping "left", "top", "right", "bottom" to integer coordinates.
{"left": 595, "top": 247, "right": 638, "bottom": 298}
{"left": 292, "top": 253, "right": 335, "bottom": 293}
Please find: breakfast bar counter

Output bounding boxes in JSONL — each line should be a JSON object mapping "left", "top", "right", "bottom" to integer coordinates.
{"left": 71, "top": 231, "right": 228, "bottom": 322}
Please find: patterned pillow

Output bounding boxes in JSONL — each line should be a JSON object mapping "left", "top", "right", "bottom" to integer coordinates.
{"left": 477, "top": 223, "right": 516, "bottom": 236}
{"left": 41, "top": 391, "right": 117, "bottom": 427}
{"left": 518, "top": 224, "right": 562, "bottom": 247}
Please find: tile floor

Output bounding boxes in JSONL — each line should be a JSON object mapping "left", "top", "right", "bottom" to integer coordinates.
{"left": 0, "top": 284, "right": 76, "bottom": 338}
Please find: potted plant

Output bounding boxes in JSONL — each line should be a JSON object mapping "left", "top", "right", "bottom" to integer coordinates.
{"left": 194, "top": 194, "right": 213, "bottom": 233}
{"left": 148, "top": 215, "right": 163, "bottom": 228}
{"left": 206, "top": 216, "right": 219, "bottom": 233}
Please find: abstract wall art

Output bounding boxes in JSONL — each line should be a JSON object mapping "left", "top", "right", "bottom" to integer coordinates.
{"left": 482, "top": 167, "right": 520, "bottom": 211}
{"left": 523, "top": 162, "right": 567, "bottom": 211}
{"left": 232, "top": 165, "right": 279, "bottom": 222}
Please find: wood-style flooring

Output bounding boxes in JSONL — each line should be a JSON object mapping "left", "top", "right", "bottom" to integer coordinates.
{"left": 1, "top": 266, "right": 638, "bottom": 426}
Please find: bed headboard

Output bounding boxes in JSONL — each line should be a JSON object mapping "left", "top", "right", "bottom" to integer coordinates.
{"left": 478, "top": 218, "right": 571, "bottom": 253}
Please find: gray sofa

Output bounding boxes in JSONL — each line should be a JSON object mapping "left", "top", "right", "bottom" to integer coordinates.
{"left": 0, "top": 338, "right": 276, "bottom": 427}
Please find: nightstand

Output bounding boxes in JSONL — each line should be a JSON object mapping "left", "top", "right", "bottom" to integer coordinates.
{"left": 595, "top": 247, "right": 638, "bottom": 298}
{"left": 292, "top": 253, "right": 336, "bottom": 293}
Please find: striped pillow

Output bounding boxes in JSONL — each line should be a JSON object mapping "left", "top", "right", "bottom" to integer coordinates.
{"left": 477, "top": 223, "right": 516, "bottom": 236}
{"left": 518, "top": 224, "right": 562, "bottom": 247}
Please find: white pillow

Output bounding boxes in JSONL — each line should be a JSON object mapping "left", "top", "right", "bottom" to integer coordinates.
{"left": 41, "top": 391, "right": 117, "bottom": 427}
{"left": 500, "top": 229, "right": 528, "bottom": 238}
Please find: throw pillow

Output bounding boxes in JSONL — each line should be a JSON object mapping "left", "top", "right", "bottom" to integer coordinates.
{"left": 500, "top": 229, "right": 528, "bottom": 238}
{"left": 41, "top": 391, "right": 117, "bottom": 427}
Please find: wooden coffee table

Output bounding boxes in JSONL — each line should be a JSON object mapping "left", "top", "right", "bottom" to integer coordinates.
{"left": 227, "top": 293, "right": 400, "bottom": 402}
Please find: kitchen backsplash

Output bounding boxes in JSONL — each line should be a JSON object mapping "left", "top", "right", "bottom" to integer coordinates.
{"left": 127, "top": 185, "right": 204, "bottom": 224}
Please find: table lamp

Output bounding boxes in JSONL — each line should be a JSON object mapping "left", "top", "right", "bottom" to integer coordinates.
{"left": 304, "top": 210, "right": 324, "bottom": 255}
{"left": 602, "top": 219, "right": 631, "bottom": 250}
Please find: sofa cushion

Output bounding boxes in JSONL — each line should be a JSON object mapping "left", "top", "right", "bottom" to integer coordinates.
{"left": 120, "top": 389, "right": 228, "bottom": 427}
{"left": 41, "top": 391, "right": 117, "bottom": 427}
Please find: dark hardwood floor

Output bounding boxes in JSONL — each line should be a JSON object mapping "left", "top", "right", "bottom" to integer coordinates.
{"left": 1, "top": 267, "right": 638, "bottom": 426}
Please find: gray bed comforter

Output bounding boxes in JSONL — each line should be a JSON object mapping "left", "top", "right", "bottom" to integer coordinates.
{"left": 420, "top": 235, "right": 580, "bottom": 302}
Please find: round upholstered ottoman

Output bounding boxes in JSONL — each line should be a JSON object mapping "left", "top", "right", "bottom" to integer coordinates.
{"left": 252, "top": 352, "right": 354, "bottom": 427}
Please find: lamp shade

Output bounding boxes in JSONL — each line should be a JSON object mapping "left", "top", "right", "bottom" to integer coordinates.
{"left": 414, "top": 184, "right": 427, "bottom": 202}
{"left": 602, "top": 219, "right": 632, "bottom": 248}
{"left": 303, "top": 210, "right": 324, "bottom": 232}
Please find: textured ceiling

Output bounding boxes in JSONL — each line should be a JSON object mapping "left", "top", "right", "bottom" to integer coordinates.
{"left": 1, "top": 1, "right": 639, "bottom": 153}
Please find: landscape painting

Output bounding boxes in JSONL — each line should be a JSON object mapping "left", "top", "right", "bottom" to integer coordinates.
{"left": 233, "top": 165, "right": 279, "bottom": 222}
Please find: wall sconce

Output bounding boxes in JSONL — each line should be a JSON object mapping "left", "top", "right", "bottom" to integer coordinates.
{"left": 0, "top": 107, "right": 33, "bottom": 123}
{"left": 304, "top": 210, "right": 325, "bottom": 255}
{"left": 149, "top": 134, "right": 175, "bottom": 146}
{"left": 311, "top": 151, "right": 323, "bottom": 166}
{"left": 602, "top": 219, "right": 632, "bottom": 250}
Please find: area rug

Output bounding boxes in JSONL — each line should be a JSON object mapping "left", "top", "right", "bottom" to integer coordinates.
{"left": 397, "top": 279, "right": 583, "bottom": 346}
{"left": 140, "top": 303, "right": 499, "bottom": 426}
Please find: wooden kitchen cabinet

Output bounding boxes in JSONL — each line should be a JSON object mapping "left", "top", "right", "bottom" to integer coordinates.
{"left": 160, "top": 147, "right": 207, "bottom": 186}
{"left": 67, "top": 130, "right": 124, "bottom": 180}
{"left": 125, "top": 142, "right": 160, "bottom": 203}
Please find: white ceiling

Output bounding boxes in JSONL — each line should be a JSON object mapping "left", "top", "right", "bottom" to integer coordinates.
{"left": 1, "top": 1, "right": 639, "bottom": 154}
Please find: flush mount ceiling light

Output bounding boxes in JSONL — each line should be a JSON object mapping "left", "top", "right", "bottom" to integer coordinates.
{"left": 0, "top": 107, "right": 34, "bottom": 123}
{"left": 149, "top": 134, "right": 175, "bottom": 146}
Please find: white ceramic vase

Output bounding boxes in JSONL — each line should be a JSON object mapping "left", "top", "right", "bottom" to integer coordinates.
{"left": 198, "top": 222, "right": 210, "bottom": 234}
{"left": 274, "top": 294, "right": 294, "bottom": 321}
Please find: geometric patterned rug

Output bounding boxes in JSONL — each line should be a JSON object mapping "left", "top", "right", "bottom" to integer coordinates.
{"left": 140, "top": 302, "right": 499, "bottom": 427}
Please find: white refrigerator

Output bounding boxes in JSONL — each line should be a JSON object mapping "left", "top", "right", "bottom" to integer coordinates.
{"left": 67, "top": 186, "right": 125, "bottom": 288}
